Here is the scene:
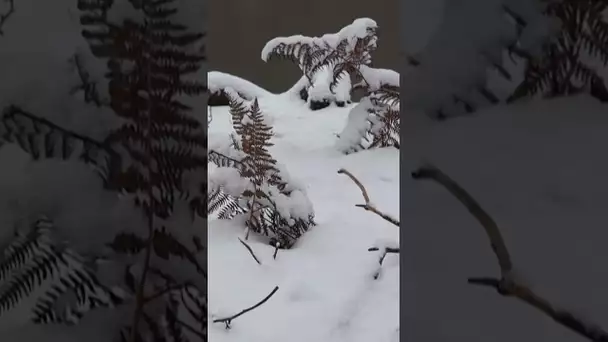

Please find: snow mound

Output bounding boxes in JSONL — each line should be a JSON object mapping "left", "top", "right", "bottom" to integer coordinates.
{"left": 209, "top": 71, "right": 273, "bottom": 100}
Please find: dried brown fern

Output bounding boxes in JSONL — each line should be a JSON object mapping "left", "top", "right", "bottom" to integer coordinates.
{"left": 79, "top": 0, "right": 207, "bottom": 341}
{"left": 262, "top": 18, "right": 378, "bottom": 96}
{"left": 207, "top": 91, "right": 315, "bottom": 248}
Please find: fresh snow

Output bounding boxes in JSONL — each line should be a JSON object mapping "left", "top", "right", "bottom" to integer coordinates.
{"left": 260, "top": 18, "right": 378, "bottom": 63}
{"left": 208, "top": 93, "right": 399, "bottom": 342}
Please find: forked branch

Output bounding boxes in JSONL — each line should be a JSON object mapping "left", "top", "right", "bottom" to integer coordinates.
{"left": 337, "top": 168, "right": 399, "bottom": 226}
{"left": 411, "top": 163, "right": 608, "bottom": 342}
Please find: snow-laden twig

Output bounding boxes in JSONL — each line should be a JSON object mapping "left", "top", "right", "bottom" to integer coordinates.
{"left": 337, "top": 168, "right": 399, "bottom": 226}
{"left": 238, "top": 237, "right": 262, "bottom": 265}
{"left": 411, "top": 163, "right": 608, "bottom": 342}
{"left": 213, "top": 286, "right": 280, "bottom": 329}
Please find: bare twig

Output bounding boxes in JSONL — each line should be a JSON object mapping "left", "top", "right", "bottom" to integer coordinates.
{"left": 412, "top": 163, "right": 608, "bottom": 342}
{"left": 368, "top": 246, "right": 400, "bottom": 279}
{"left": 272, "top": 241, "right": 279, "bottom": 260}
{"left": 368, "top": 246, "right": 400, "bottom": 266}
{"left": 238, "top": 237, "right": 262, "bottom": 265}
{"left": 0, "top": 0, "right": 15, "bottom": 36}
{"left": 213, "top": 286, "right": 279, "bottom": 329}
{"left": 337, "top": 168, "right": 399, "bottom": 226}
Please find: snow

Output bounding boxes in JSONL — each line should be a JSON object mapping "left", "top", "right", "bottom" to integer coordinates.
{"left": 335, "top": 98, "right": 373, "bottom": 154}
{"left": 260, "top": 18, "right": 378, "bottom": 62}
{"left": 402, "top": 95, "right": 608, "bottom": 341}
{"left": 359, "top": 65, "right": 399, "bottom": 90}
{"left": 209, "top": 71, "right": 273, "bottom": 100}
{"left": 208, "top": 92, "right": 399, "bottom": 342}
{"left": 307, "top": 67, "right": 351, "bottom": 103}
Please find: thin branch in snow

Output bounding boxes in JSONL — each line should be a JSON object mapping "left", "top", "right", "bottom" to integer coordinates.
{"left": 238, "top": 237, "right": 262, "bottom": 265}
{"left": 213, "top": 286, "right": 279, "bottom": 329}
{"left": 0, "top": 0, "right": 14, "bottom": 36}
{"left": 272, "top": 241, "right": 279, "bottom": 260}
{"left": 368, "top": 246, "right": 400, "bottom": 266}
{"left": 411, "top": 163, "right": 608, "bottom": 342}
{"left": 337, "top": 168, "right": 399, "bottom": 226}
{"left": 368, "top": 246, "right": 400, "bottom": 279}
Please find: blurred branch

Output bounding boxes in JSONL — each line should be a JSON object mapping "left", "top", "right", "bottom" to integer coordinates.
{"left": 0, "top": 0, "right": 14, "bottom": 36}
{"left": 412, "top": 163, "right": 608, "bottom": 342}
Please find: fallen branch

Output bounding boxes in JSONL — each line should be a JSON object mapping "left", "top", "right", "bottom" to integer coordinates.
{"left": 0, "top": 0, "right": 14, "bottom": 36}
{"left": 411, "top": 163, "right": 608, "bottom": 342}
{"left": 213, "top": 286, "right": 279, "bottom": 329}
{"left": 272, "top": 241, "right": 279, "bottom": 260}
{"left": 368, "top": 246, "right": 400, "bottom": 279}
{"left": 238, "top": 237, "right": 261, "bottom": 265}
{"left": 337, "top": 168, "right": 399, "bottom": 226}
{"left": 368, "top": 246, "right": 400, "bottom": 266}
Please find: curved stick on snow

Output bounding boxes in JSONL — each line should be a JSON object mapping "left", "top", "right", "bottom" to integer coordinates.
{"left": 337, "top": 168, "right": 399, "bottom": 227}
{"left": 213, "top": 286, "right": 279, "bottom": 329}
{"left": 238, "top": 237, "right": 262, "bottom": 265}
{"left": 411, "top": 163, "right": 608, "bottom": 342}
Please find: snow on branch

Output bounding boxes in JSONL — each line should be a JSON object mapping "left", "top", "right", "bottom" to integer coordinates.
{"left": 358, "top": 65, "right": 399, "bottom": 92}
{"left": 261, "top": 18, "right": 378, "bottom": 63}
{"left": 411, "top": 163, "right": 608, "bottom": 342}
{"left": 208, "top": 71, "right": 273, "bottom": 101}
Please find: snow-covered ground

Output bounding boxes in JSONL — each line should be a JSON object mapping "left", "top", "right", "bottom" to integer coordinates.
{"left": 402, "top": 95, "right": 608, "bottom": 341}
{"left": 208, "top": 96, "right": 400, "bottom": 342}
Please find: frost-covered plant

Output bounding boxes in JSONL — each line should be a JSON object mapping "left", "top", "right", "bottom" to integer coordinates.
{"left": 261, "top": 18, "right": 400, "bottom": 153}
{"left": 261, "top": 18, "right": 378, "bottom": 110}
{"left": 208, "top": 90, "right": 315, "bottom": 249}
{"left": 509, "top": 0, "right": 608, "bottom": 102}
{"left": 0, "top": 0, "right": 207, "bottom": 341}
{"left": 335, "top": 65, "right": 400, "bottom": 154}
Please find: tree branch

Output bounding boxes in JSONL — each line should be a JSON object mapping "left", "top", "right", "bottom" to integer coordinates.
{"left": 0, "top": 0, "right": 14, "bottom": 36}
{"left": 368, "top": 246, "right": 400, "bottom": 279}
{"left": 238, "top": 237, "right": 262, "bottom": 265}
{"left": 337, "top": 168, "right": 399, "bottom": 226}
{"left": 213, "top": 286, "right": 279, "bottom": 329}
{"left": 411, "top": 163, "right": 608, "bottom": 341}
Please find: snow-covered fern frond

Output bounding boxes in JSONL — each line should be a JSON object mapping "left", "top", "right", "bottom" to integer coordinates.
{"left": 0, "top": 217, "right": 124, "bottom": 326}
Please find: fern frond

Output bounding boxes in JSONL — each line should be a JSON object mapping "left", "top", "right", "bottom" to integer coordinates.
{"left": 0, "top": 106, "right": 118, "bottom": 183}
